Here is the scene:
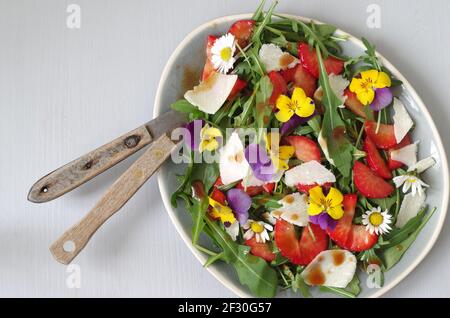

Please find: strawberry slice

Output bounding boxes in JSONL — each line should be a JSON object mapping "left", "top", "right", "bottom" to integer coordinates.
{"left": 227, "top": 78, "right": 247, "bottom": 101}
{"left": 268, "top": 71, "right": 288, "bottom": 106}
{"left": 344, "top": 89, "right": 371, "bottom": 119}
{"left": 262, "top": 182, "right": 276, "bottom": 194}
{"left": 245, "top": 237, "right": 276, "bottom": 262}
{"left": 280, "top": 65, "right": 297, "bottom": 83}
{"left": 228, "top": 19, "right": 255, "bottom": 48}
{"left": 364, "top": 121, "right": 398, "bottom": 149}
{"left": 327, "top": 194, "right": 378, "bottom": 252}
{"left": 284, "top": 135, "right": 321, "bottom": 162}
{"left": 296, "top": 182, "right": 332, "bottom": 194}
{"left": 275, "top": 219, "right": 328, "bottom": 265}
{"left": 353, "top": 161, "right": 394, "bottom": 198}
{"left": 213, "top": 176, "right": 223, "bottom": 187}
{"left": 293, "top": 64, "right": 317, "bottom": 98}
{"left": 210, "top": 187, "right": 227, "bottom": 205}
{"left": 236, "top": 182, "right": 276, "bottom": 197}
{"left": 363, "top": 137, "right": 392, "bottom": 179}
{"left": 387, "top": 135, "right": 411, "bottom": 170}
{"left": 201, "top": 35, "right": 217, "bottom": 81}
{"left": 298, "top": 42, "right": 344, "bottom": 78}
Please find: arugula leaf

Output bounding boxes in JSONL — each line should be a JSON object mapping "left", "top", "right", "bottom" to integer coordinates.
{"left": 316, "top": 45, "right": 353, "bottom": 177}
{"left": 370, "top": 196, "right": 397, "bottom": 212}
{"left": 254, "top": 75, "right": 273, "bottom": 141}
{"left": 319, "top": 273, "right": 360, "bottom": 298}
{"left": 205, "top": 218, "right": 278, "bottom": 297}
{"left": 189, "top": 194, "right": 209, "bottom": 245}
{"left": 171, "top": 99, "right": 205, "bottom": 120}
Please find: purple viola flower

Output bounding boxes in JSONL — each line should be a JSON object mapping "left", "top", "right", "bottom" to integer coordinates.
{"left": 369, "top": 87, "right": 393, "bottom": 111}
{"left": 244, "top": 143, "right": 275, "bottom": 182}
{"left": 309, "top": 212, "right": 338, "bottom": 231}
{"left": 280, "top": 111, "right": 317, "bottom": 136}
{"left": 182, "top": 119, "right": 204, "bottom": 150}
{"left": 226, "top": 188, "right": 251, "bottom": 225}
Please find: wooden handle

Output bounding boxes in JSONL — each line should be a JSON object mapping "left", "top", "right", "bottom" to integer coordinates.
{"left": 28, "top": 125, "right": 152, "bottom": 203}
{"left": 49, "top": 134, "right": 176, "bottom": 264}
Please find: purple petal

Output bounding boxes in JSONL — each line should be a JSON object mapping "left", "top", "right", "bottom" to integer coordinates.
{"left": 309, "top": 212, "right": 337, "bottom": 231}
{"left": 369, "top": 87, "right": 393, "bottom": 111}
{"left": 244, "top": 143, "right": 275, "bottom": 182}
{"left": 182, "top": 120, "right": 204, "bottom": 150}
{"left": 226, "top": 188, "right": 251, "bottom": 225}
{"left": 280, "top": 112, "right": 317, "bottom": 136}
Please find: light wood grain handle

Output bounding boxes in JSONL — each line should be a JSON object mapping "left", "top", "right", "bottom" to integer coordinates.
{"left": 49, "top": 134, "right": 176, "bottom": 264}
{"left": 28, "top": 125, "right": 152, "bottom": 203}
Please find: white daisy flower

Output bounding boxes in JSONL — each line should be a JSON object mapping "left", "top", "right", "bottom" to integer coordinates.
{"left": 362, "top": 207, "right": 392, "bottom": 235}
{"left": 393, "top": 174, "right": 429, "bottom": 197}
{"left": 243, "top": 219, "right": 273, "bottom": 243}
{"left": 211, "top": 33, "right": 236, "bottom": 74}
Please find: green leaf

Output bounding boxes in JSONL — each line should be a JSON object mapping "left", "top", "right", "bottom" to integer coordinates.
{"left": 316, "top": 45, "right": 353, "bottom": 177}
{"left": 319, "top": 273, "right": 360, "bottom": 298}
{"left": 370, "top": 196, "right": 397, "bottom": 212}
{"left": 188, "top": 186, "right": 209, "bottom": 245}
{"left": 380, "top": 207, "right": 435, "bottom": 270}
{"left": 205, "top": 218, "right": 278, "bottom": 297}
{"left": 202, "top": 163, "right": 219, "bottom": 193}
{"left": 170, "top": 99, "right": 204, "bottom": 119}
{"left": 293, "top": 270, "right": 312, "bottom": 298}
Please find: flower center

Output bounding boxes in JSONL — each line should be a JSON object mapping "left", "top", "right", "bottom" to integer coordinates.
{"left": 220, "top": 47, "right": 232, "bottom": 61}
{"left": 369, "top": 212, "right": 384, "bottom": 226}
{"left": 250, "top": 222, "right": 264, "bottom": 233}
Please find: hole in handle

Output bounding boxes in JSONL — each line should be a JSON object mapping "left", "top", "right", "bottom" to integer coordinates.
{"left": 63, "top": 240, "right": 76, "bottom": 253}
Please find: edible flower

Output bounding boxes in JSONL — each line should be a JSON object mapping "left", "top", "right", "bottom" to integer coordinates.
{"left": 393, "top": 173, "right": 429, "bottom": 196}
{"left": 275, "top": 87, "right": 315, "bottom": 122}
{"left": 243, "top": 219, "right": 273, "bottom": 243}
{"left": 349, "top": 69, "right": 391, "bottom": 106}
{"left": 265, "top": 132, "right": 294, "bottom": 171}
{"left": 199, "top": 124, "right": 222, "bottom": 152}
{"left": 226, "top": 188, "right": 251, "bottom": 225}
{"left": 182, "top": 119, "right": 205, "bottom": 150}
{"left": 362, "top": 206, "right": 392, "bottom": 235}
{"left": 211, "top": 33, "right": 236, "bottom": 74}
{"left": 208, "top": 197, "right": 236, "bottom": 224}
{"left": 307, "top": 186, "right": 344, "bottom": 220}
{"left": 244, "top": 143, "right": 275, "bottom": 182}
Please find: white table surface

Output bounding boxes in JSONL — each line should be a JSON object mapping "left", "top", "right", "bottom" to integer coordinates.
{"left": 1, "top": 0, "right": 449, "bottom": 297}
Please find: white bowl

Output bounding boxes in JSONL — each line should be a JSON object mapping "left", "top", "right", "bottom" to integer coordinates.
{"left": 153, "top": 14, "right": 449, "bottom": 297}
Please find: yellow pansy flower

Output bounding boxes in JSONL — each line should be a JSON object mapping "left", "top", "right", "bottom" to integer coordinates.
{"left": 208, "top": 197, "right": 236, "bottom": 224}
{"left": 307, "top": 186, "right": 344, "bottom": 220}
{"left": 349, "top": 69, "right": 391, "bottom": 105}
{"left": 264, "top": 132, "right": 294, "bottom": 170}
{"left": 275, "top": 87, "right": 315, "bottom": 122}
{"left": 199, "top": 124, "right": 222, "bottom": 152}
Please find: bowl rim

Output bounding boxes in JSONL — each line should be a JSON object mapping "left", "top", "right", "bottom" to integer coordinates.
{"left": 153, "top": 13, "right": 449, "bottom": 298}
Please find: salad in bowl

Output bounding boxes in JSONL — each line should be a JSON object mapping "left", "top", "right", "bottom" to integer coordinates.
{"left": 167, "top": 0, "right": 441, "bottom": 298}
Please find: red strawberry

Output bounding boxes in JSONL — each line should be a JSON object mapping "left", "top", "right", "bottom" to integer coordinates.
{"left": 327, "top": 194, "right": 378, "bottom": 252}
{"left": 227, "top": 78, "right": 247, "bottom": 101}
{"left": 344, "top": 89, "right": 371, "bottom": 119}
{"left": 228, "top": 19, "right": 255, "bottom": 48}
{"left": 268, "top": 71, "right": 288, "bottom": 106}
{"left": 364, "top": 121, "right": 398, "bottom": 149}
{"left": 245, "top": 237, "right": 276, "bottom": 262}
{"left": 298, "top": 42, "right": 344, "bottom": 78}
{"left": 210, "top": 187, "right": 227, "bottom": 205}
{"left": 201, "top": 35, "right": 217, "bottom": 81}
{"left": 296, "top": 182, "right": 332, "bottom": 194}
{"left": 284, "top": 135, "right": 321, "bottom": 162}
{"left": 353, "top": 161, "right": 394, "bottom": 198}
{"left": 262, "top": 182, "right": 276, "bottom": 194}
{"left": 387, "top": 135, "right": 411, "bottom": 170}
{"left": 280, "top": 65, "right": 297, "bottom": 82}
{"left": 363, "top": 137, "right": 392, "bottom": 179}
{"left": 293, "top": 64, "right": 317, "bottom": 98}
{"left": 213, "top": 176, "right": 224, "bottom": 187}
{"left": 275, "top": 219, "right": 328, "bottom": 265}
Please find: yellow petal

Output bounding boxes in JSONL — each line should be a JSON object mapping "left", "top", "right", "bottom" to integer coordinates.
{"left": 360, "top": 69, "right": 379, "bottom": 82}
{"left": 374, "top": 71, "right": 391, "bottom": 89}
{"left": 278, "top": 145, "right": 294, "bottom": 160}
{"left": 309, "top": 186, "right": 325, "bottom": 205}
{"left": 200, "top": 139, "right": 219, "bottom": 152}
{"left": 291, "top": 87, "right": 307, "bottom": 104}
{"left": 276, "top": 94, "right": 292, "bottom": 111}
{"left": 326, "top": 187, "right": 344, "bottom": 207}
{"left": 208, "top": 197, "right": 236, "bottom": 223}
{"left": 308, "top": 201, "right": 324, "bottom": 216}
{"left": 295, "top": 97, "right": 315, "bottom": 118}
{"left": 202, "top": 126, "right": 222, "bottom": 138}
{"left": 327, "top": 204, "right": 344, "bottom": 220}
{"left": 349, "top": 78, "right": 364, "bottom": 94}
{"left": 356, "top": 89, "right": 375, "bottom": 105}
{"left": 275, "top": 108, "right": 294, "bottom": 122}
